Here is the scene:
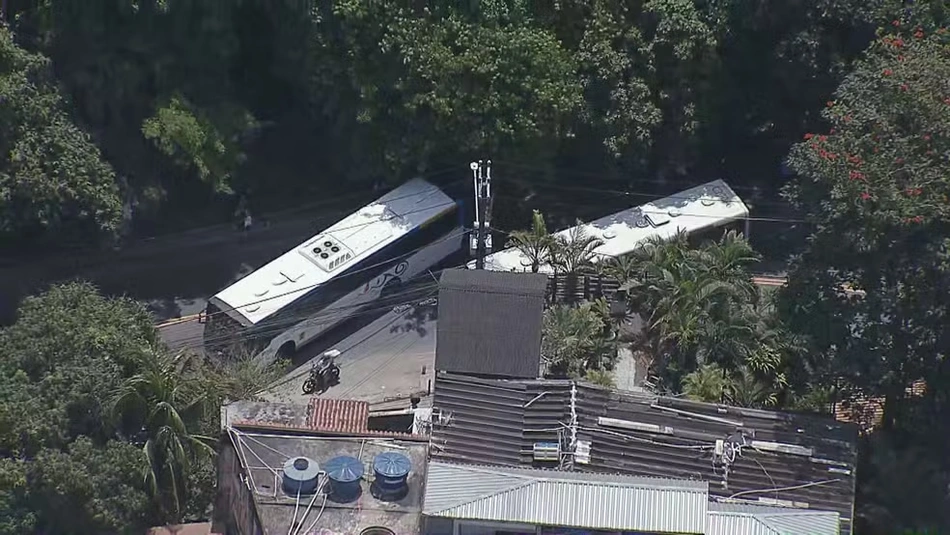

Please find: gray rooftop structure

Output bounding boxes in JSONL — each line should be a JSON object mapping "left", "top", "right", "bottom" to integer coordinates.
{"left": 430, "top": 372, "right": 859, "bottom": 534}
{"left": 424, "top": 461, "right": 710, "bottom": 534}
{"left": 435, "top": 269, "right": 548, "bottom": 378}
{"left": 215, "top": 423, "right": 429, "bottom": 535}
{"left": 707, "top": 502, "right": 841, "bottom": 535}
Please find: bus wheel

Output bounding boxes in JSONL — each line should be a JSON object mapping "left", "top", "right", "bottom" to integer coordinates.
{"left": 276, "top": 342, "right": 296, "bottom": 361}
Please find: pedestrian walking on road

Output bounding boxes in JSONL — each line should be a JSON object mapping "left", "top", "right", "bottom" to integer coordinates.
{"left": 235, "top": 194, "right": 253, "bottom": 233}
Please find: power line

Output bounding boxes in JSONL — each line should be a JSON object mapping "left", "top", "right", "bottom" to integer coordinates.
{"left": 498, "top": 174, "right": 805, "bottom": 222}
{"left": 493, "top": 159, "right": 772, "bottom": 194}
{"left": 193, "top": 276, "right": 446, "bottom": 351}
{"left": 172, "top": 280, "right": 444, "bottom": 352}
{"left": 187, "top": 228, "right": 469, "bottom": 339}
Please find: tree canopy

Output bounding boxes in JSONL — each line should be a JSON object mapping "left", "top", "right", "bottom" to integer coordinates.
{"left": 0, "top": 283, "right": 285, "bottom": 532}
{"left": 1, "top": 1, "right": 949, "bottom": 532}
{"left": 0, "top": 25, "right": 123, "bottom": 249}
{"left": 2, "top": 0, "right": 933, "bottom": 246}
{"left": 779, "top": 26, "right": 950, "bottom": 532}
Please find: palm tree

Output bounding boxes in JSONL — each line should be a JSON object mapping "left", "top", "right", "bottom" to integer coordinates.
{"left": 541, "top": 304, "right": 615, "bottom": 378}
{"left": 622, "top": 231, "right": 775, "bottom": 388}
{"left": 550, "top": 223, "right": 604, "bottom": 304}
{"left": 111, "top": 352, "right": 216, "bottom": 522}
{"left": 585, "top": 369, "right": 616, "bottom": 388}
{"left": 726, "top": 366, "right": 778, "bottom": 408}
{"left": 549, "top": 222, "right": 604, "bottom": 275}
{"left": 681, "top": 363, "right": 734, "bottom": 403}
{"left": 598, "top": 253, "right": 639, "bottom": 282}
{"left": 506, "top": 210, "right": 555, "bottom": 273}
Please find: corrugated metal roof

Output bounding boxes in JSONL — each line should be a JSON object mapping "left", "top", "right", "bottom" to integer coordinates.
{"left": 306, "top": 398, "right": 369, "bottom": 433}
{"left": 707, "top": 502, "right": 841, "bottom": 535}
{"left": 424, "top": 461, "right": 709, "bottom": 534}
{"left": 436, "top": 269, "right": 548, "bottom": 378}
{"left": 429, "top": 373, "right": 858, "bottom": 535}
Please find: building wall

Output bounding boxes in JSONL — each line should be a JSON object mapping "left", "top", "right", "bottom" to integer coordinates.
{"left": 213, "top": 437, "right": 264, "bottom": 535}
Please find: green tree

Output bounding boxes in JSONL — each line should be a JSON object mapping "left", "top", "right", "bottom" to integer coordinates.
{"left": 0, "top": 25, "right": 122, "bottom": 249}
{"left": 0, "top": 283, "right": 157, "bottom": 455}
{"left": 507, "top": 209, "right": 555, "bottom": 273}
{"left": 541, "top": 303, "right": 617, "bottom": 378}
{"left": 0, "top": 438, "right": 152, "bottom": 535}
{"left": 0, "top": 283, "right": 162, "bottom": 532}
{"left": 681, "top": 363, "right": 731, "bottom": 403}
{"left": 111, "top": 352, "right": 217, "bottom": 523}
{"left": 310, "top": 3, "right": 583, "bottom": 178}
{"left": 142, "top": 95, "right": 258, "bottom": 194}
{"left": 549, "top": 222, "right": 605, "bottom": 275}
{"left": 780, "top": 28, "right": 950, "bottom": 421}
{"left": 623, "top": 231, "right": 789, "bottom": 397}
{"left": 779, "top": 27, "right": 950, "bottom": 533}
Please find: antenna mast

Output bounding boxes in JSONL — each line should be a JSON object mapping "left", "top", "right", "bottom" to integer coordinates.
{"left": 470, "top": 160, "right": 494, "bottom": 269}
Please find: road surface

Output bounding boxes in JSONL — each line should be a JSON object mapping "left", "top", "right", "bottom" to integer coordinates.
{"left": 0, "top": 209, "right": 348, "bottom": 325}
{"left": 260, "top": 301, "right": 438, "bottom": 408}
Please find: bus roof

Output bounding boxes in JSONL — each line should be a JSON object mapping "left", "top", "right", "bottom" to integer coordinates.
{"left": 473, "top": 179, "right": 749, "bottom": 273}
{"left": 212, "top": 178, "right": 456, "bottom": 326}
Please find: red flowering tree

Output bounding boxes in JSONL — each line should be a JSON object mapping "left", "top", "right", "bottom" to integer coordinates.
{"left": 780, "top": 27, "right": 950, "bottom": 531}
{"left": 787, "top": 27, "right": 950, "bottom": 231}
{"left": 781, "top": 26, "right": 950, "bottom": 414}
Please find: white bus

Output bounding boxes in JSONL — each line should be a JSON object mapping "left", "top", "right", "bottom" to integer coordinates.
{"left": 204, "top": 178, "right": 465, "bottom": 365}
{"left": 472, "top": 179, "right": 749, "bottom": 273}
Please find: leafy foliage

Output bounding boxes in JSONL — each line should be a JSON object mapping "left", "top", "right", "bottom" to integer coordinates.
{"left": 507, "top": 209, "right": 555, "bottom": 273}
{"left": 549, "top": 222, "right": 605, "bottom": 276}
{"left": 780, "top": 26, "right": 950, "bottom": 532}
{"left": 111, "top": 352, "right": 217, "bottom": 522}
{"left": 541, "top": 302, "right": 617, "bottom": 378}
{"left": 781, "top": 28, "right": 950, "bottom": 409}
{"left": 142, "top": 95, "right": 257, "bottom": 194}
{"left": 623, "top": 231, "right": 792, "bottom": 401}
{"left": 0, "top": 26, "right": 122, "bottom": 248}
{"left": 0, "top": 283, "right": 231, "bottom": 530}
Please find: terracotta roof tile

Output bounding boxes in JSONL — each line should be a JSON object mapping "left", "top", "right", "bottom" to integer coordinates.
{"left": 146, "top": 523, "right": 215, "bottom": 535}
{"left": 306, "top": 398, "right": 370, "bottom": 433}
{"left": 833, "top": 379, "right": 927, "bottom": 433}
{"left": 229, "top": 419, "right": 427, "bottom": 440}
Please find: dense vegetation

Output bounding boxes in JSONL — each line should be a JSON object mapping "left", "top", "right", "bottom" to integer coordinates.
{"left": 0, "top": 283, "right": 285, "bottom": 533}
{"left": 1, "top": 0, "right": 949, "bottom": 533}
{"left": 1, "top": 0, "right": 942, "bottom": 249}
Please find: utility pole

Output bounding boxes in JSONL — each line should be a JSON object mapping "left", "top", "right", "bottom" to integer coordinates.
{"left": 469, "top": 160, "right": 494, "bottom": 269}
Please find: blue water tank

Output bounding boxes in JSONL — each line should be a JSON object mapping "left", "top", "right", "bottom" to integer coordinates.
{"left": 324, "top": 455, "right": 364, "bottom": 503}
{"left": 371, "top": 451, "right": 412, "bottom": 501}
{"left": 281, "top": 457, "right": 320, "bottom": 495}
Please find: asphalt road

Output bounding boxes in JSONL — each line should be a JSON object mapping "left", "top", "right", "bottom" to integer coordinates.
{"left": 261, "top": 301, "right": 438, "bottom": 408}
{"left": 0, "top": 211, "right": 341, "bottom": 325}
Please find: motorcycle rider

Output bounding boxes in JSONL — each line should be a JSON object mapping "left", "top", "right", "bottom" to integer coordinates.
{"left": 317, "top": 349, "right": 341, "bottom": 372}
{"left": 306, "top": 349, "right": 341, "bottom": 394}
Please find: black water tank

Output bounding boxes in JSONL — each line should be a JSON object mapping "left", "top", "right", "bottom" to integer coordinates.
{"left": 371, "top": 451, "right": 411, "bottom": 501}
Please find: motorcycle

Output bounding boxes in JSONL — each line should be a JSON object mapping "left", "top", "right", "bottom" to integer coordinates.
{"left": 302, "top": 350, "right": 341, "bottom": 395}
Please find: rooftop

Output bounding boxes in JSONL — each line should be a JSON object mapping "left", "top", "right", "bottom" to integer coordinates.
{"left": 473, "top": 179, "right": 750, "bottom": 273}
{"left": 435, "top": 269, "right": 548, "bottom": 378}
{"left": 424, "top": 461, "right": 709, "bottom": 534}
{"left": 227, "top": 428, "right": 429, "bottom": 535}
{"left": 222, "top": 398, "right": 428, "bottom": 439}
{"left": 707, "top": 502, "right": 841, "bottom": 535}
{"left": 211, "top": 178, "right": 455, "bottom": 326}
{"left": 429, "top": 372, "right": 858, "bottom": 534}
